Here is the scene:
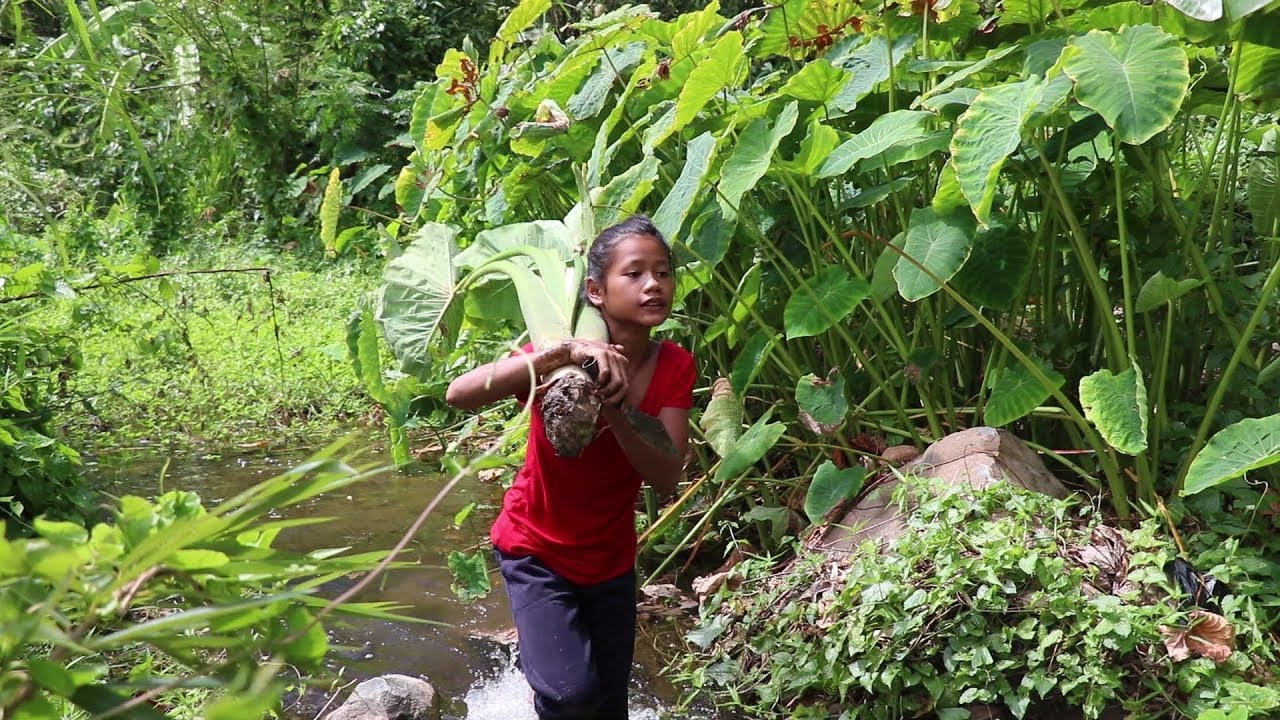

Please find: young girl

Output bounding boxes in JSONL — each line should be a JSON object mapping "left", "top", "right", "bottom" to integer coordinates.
{"left": 445, "top": 214, "right": 696, "bottom": 720}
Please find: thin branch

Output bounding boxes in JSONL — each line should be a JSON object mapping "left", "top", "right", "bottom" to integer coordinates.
{"left": 0, "top": 267, "right": 271, "bottom": 304}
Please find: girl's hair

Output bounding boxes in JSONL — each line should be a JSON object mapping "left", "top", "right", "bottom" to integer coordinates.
{"left": 581, "top": 214, "right": 672, "bottom": 306}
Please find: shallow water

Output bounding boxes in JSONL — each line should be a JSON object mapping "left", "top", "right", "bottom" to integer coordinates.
{"left": 87, "top": 439, "right": 722, "bottom": 719}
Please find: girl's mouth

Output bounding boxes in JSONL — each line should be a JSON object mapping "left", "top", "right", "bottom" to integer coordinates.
{"left": 641, "top": 299, "right": 666, "bottom": 307}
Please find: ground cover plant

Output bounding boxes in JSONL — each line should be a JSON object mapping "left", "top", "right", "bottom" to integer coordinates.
{"left": 674, "top": 477, "right": 1280, "bottom": 719}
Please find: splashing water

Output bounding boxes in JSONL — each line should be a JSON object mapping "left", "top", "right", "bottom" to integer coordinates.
{"left": 461, "top": 651, "right": 668, "bottom": 720}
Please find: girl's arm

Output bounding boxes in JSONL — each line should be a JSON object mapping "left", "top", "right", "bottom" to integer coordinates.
{"left": 445, "top": 340, "right": 628, "bottom": 411}
{"left": 601, "top": 404, "right": 688, "bottom": 496}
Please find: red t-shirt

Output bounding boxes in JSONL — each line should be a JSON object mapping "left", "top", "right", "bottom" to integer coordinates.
{"left": 490, "top": 340, "right": 696, "bottom": 586}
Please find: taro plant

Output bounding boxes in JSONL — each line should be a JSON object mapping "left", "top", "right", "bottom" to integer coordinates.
{"left": 352, "top": 0, "right": 1280, "bottom": 546}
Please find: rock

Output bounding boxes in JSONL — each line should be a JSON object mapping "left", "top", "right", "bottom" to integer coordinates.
{"left": 322, "top": 674, "right": 439, "bottom": 720}
{"left": 814, "top": 427, "right": 1068, "bottom": 555}
{"left": 879, "top": 444, "right": 920, "bottom": 466}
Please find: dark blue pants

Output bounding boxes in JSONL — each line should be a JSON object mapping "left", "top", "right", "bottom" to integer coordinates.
{"left": 495, "top": 548, "right": 636, "bottom": 720}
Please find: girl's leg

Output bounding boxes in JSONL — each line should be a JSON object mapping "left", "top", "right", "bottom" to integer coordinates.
{"left": 581, "top": 569, "right": 637, "bottom": 720}
{"left": 495, "top": 549, "right": 602, "bottom": 720}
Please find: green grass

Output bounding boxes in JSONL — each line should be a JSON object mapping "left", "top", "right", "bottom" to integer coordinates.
{"left": 52, "top": 254, "right": 379, "bottom": 449}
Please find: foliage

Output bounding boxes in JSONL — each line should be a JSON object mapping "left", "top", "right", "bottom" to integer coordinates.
{"left": 354, "top": 0, "right": 1280, "bottom": 554}
{"left": 673, "top": 478, "right": 1279, "bottom": 719}
{"left": 0, "top": 447, "right": 415, "bottom": 718}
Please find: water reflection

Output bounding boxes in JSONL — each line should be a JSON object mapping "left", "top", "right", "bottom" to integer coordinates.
{"left": 87, "top": 440, "right": 721, "bottom": 719}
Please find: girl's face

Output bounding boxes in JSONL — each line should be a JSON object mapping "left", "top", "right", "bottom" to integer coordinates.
{"left": 586, "top": 234, "right": 674, "bottom": 329}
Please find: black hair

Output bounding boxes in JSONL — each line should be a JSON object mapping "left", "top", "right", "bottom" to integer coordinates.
{"left": 581, "top": 214, "right": 673, "bottom": 306}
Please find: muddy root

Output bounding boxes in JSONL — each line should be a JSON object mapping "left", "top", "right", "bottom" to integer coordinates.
{"left": 541, "top": 372, "right": 603, "bottom": 458}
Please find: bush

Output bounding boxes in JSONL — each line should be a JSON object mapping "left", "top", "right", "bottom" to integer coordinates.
{"left": 674, "top": 478, "right": 1280, "bottom": 719}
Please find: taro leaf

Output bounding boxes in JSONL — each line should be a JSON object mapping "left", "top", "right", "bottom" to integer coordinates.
{"left": 787, "top": 118, "right": 841, "bottom": 175}
{"left": 453, "top": 219, "right": 577, "bottom": 270}
{"left": 494, "top": 0, "right": 552, "bottom": 50}
{"left": 950, "top": 221, "right": 1032, "bottom": 309}
{"left": 915, "top": 44, "right": 1021, "bottom": 108}
{"left": 700, "top": 378, "right": 744, "bottom": 458}
{"left": 1182, "top": 414, "right": 1280, "bottom": 496}
{"left": 671, "top": 2, "right": 724, "bottom": 61}
{"left": 783, "top": 265, "right": 871, "bottom": 339}
{"left": 1079, "top": 363, "right": 1149, "bottom": 455}
{"left": 376, "top": 223, "right": 462, "bottom": 377}
{"left": 1248, "top": 135, "right": 1280, "bottom": 237}
{"left": 1002, "top": 0, "right": 1087, "bottom": 24}
{"left": 1135, "top": 272, "right": 1203, "bottom": 312}
{"left": 796, "top": 369, "right": 848, "bottom": 435}
{"left": 951, "top": 77, "right": 1045, "bottom": 224}
{"left": 675, "top": 32, "right": 745, "bottom": 132}
{"left": 743, "top": 505, "right": 794, "bottom": 541}
{"left": 731, "top": 332, "right": 778, "bottom": 397}
{"left": 715, "top": 414, "right": 786, "bottom": 481}
{"left": 684, "top": 202, "right": 737, "bottom": 269}
{"left": 642, "top": 102, "right": 678, "bottom": 154}
{"left": 718, "top": 101, "right": 799, "bottom": 217}
{"left": 832, "top": 34, "right": 916, "bottom": 111}
{"left": 653, "top": 131, "right": 718, "bottom": 240}
{"left": 1061, "top": 26, "right": 1190, "bottom": 146}
{"left": 985, "top": 360, "right": 1065, "bottom": 427}
{"left": 870, "top": 232, "right": 906, "bottom": 302}
{"left": 448, "top": 549, "right": 492, "bottom": 602}
{"left": 779, "top": 59, "right": 852, "bottom": 105}
{"left": 839, "top": 177, "right": 912, "bottom": 211}
{"left": 804, "top": 460, "right": 866, "bottom": 524}
{"left": 1237, "top": 40, "right": 1280, "bottom": 102}
{"left": 596, "top": 155, "right": 660, "bottom": 227}
{"left": 817, "top": 110, "right": 933, "bottom": 178}
{"left": 1161, "top": 0, "right": 1274, "bottom": 21}
{"left": 568, "top": 42, "right": 648, "bottom": 120}
{"left": 893, "top": 207, "right": 976, "bottom": 302}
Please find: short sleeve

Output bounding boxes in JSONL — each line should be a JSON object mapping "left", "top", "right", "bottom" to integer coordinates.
{"left": 658, "top": 343, "right": 696, "bottom": 410}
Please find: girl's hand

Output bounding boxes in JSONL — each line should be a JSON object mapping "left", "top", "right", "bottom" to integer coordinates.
{"left": 568, "top": 340, "right": 628, "bottom": 406}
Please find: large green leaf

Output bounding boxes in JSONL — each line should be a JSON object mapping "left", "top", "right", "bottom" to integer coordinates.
{"left": 915, "top": 44, "right": 1021, "bottom": 109}
{"left": 671, "top": 1, "right": 724, "bottom": 61}
{"left": 715, "top": 414, "right": 787, "bottom": 481}
{"left": 817, "top": 110, "right": 933, "bottom": 178}
{"left": 568, "top": 42, "right": 648, "bottom": 121}
{"left": 832, "top": 34, "right": 916, "bottom": 112}
{"left": 453, "top": 220, "right": 578, "bottom": 270}
{"left": 985, "top": 360, "right": 1065, "bottom": 427}
{"left": 786, "top": 118, "right": 841, "bottom": 175}
{"left": 717, "top": 101, "right": 799, "bottom": 217}
{"left": 1237, "top": 26, "right": 1280, "bottom": 101}
{"left": 1161, "top": 0, "right": 1275, "bottom": 21}
{"left": 779, "top": 59, "right": 852, "bottom": 105}
{"left": 783, "top": 266, "right": 871, "bottom": 339}
{"left": 951, "top": 78, "right": 1045, "bottom": 223}
{"left": 595, "top": 155, "right": 660, "bottom": 227}
{"left": 731, "top": 332, "right": 778, "bottom": 397}
{"left": 674, "top": 31, "right": 744, "bottom": 132}
{"left": 950, "top": 221, "right": 1032, "bottom": 309}
{"left": 759, "top": 0, "right": 862, "bottom": 59}
{"left": 376, "top": 224, "right": 461, "bottom": 377}
{"left": 796, "top": 369, "right": 848, "bottom": 434}
{"left": 700, "top": 378, "right": 744, "bottom": 458}
{"left": 1183, "top": 414, "right": 1280, "bottom": 496}
{"left": 804, "top": 461, "right": 866, "bottom": 524}
{"left": 893, "top": 208, "right": 976, "bottom": 302}
{"left": 1079, "top": 363, "right": 1149, "bottom": 455}
{"left": 1061, "top": 26, "right": 1190, "bottom": 145}
{"left": 653, "top": 131, "right": 718, "bottom": 240}
{"left": 1135, "top": 272, "right": 1203, "bottom": 312}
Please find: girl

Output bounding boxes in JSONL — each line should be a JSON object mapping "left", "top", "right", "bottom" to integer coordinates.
{"left": 445, "top": 214, "right": 696, "bottom": 720}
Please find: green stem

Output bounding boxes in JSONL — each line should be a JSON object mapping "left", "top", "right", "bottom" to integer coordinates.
{"left": 1175, "top": 257, "right": 1280, "bottom": 495}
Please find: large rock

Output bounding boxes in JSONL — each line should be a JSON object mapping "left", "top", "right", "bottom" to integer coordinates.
{"left": 814, "top": 427, "right": 1068, "bottom": 555}
{"left": 322, "top": 674, "right": 439, "bottom": 720}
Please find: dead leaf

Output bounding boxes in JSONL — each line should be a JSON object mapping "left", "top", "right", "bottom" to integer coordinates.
{"left": 1162, "top": 610, "right": 1235, "bottom": 663}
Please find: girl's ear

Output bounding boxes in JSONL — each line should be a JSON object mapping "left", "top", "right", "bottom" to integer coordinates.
{"left": 585, "top": 276, "right": 605, "bottom": 307}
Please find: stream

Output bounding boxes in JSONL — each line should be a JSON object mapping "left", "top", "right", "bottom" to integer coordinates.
{"left": 88, "top": 438, "right": 724, "bottom": 720}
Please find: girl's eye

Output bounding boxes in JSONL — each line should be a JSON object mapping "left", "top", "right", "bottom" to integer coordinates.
{"left": 624, "top": 271, "right": 641, "bottom": 277}
{"left": 656, "top": 271, "right": 671, "bottom": 278}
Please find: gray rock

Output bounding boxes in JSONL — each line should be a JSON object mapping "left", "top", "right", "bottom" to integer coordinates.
{"left": 814, "top": 427, "right": 1068, "bottom": 555}
{"left": 322, "top": 674, "right": 439, "bottom": 720}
